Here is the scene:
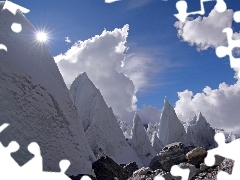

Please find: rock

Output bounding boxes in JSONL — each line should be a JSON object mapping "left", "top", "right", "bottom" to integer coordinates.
{"left": 149, "top": 142, "right": 186, "bottom": 171}
{"left": 92, "top": 156, "right": 128, "bottom": 180}
{"left": 123, "top": 162, "right": 139, "bottom": 177}
{"left": 186, "top": 147, "right": 207, "bottom": 167}
{"left": 200, "top": 163, "right": 208, "bottom": 172}
{"left": 213, "top": 155, "right": 225, "bottom": 166}
{"left": 184, "top": 146, "right": 195, "bottom": 154}
{"left": 129, "top": 167, "right": 172, "bottom": 180}
{"left": 172, "top": 163, "right": 196, "bottom": 180}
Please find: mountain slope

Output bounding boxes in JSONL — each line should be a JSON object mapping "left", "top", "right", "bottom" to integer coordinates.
{"left": 186, "top": 112, "right": 215, "bottom": 148}
{"left": 151, "top": 131, "right": 164, "bottom": 153}
{"left": 130, "top": 113, "right": 157, "bottom": 166}
{"left": 0, "top": 3, "right": 95, "bottom": 175}
{"left": 70, "top": 73, "right": 143, "bottom": 167}
{"left": 157, "top": 98, "right": 187, "bottom": 146}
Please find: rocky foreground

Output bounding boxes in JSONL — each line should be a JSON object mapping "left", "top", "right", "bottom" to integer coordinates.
{"left": 69, "top": 142, "right": 233, "bottom": 180}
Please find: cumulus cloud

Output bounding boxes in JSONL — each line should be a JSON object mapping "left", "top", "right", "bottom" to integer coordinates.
{"left": 122, "top": 51, "right": 158, "bottom": 90}
{"left": 174, "top": 8, "right": 234, "bottom": 50}
{"left": 174, "top": 78, "right": 240, "bottom": 134}
{"left": 55, "top": 25, "right": 157, "bottom": 123}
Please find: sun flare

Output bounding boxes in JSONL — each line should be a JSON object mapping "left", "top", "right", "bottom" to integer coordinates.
{"left": 37, "top": 32, "right": 48, "bottom": 42}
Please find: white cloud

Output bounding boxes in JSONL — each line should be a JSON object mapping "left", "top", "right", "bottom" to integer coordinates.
{"left": 174, "top": 8, "right": 234, "bottom": 50}
{"left": 55, "top": 25, "right": 156, "bottom": 123}
{"left": 174, "top": 7, "right": 240, "bottom": 133}
{"left": 122, "top": 52, "right": 155, "bottom": 90}
{"left": 174, "top": 77, "right": 240, "bottom": 134}
{"left": 65, "top": 37, "right": 71, "bottom": 43}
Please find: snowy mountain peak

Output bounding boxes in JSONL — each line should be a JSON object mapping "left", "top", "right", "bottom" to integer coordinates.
{"left": 164, "top": 96, "right": 169, "bottom": 106}
{"left": 131, "top": 113, "right": 157, "bottom": 166}
{"left": 151, "top": 131, "right": 164, "bottom": 153}
{"left": 133, "top": 113, "right": 141, "bottom": 124}
{"left": 0, "top": 4, "right": 95, "bottom": 175}
{"left": 186, "top": 112, "right": 215, "bottom": 149}
{"left": 70, "top": 74, "right": 143, "bottom": 167}
{"left": 158, "top": 99, "right": 186, "bottom": 146}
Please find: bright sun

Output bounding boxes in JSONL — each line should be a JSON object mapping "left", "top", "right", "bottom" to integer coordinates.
{"left": 37, "top": 32, "right": 48, "bottom": 42}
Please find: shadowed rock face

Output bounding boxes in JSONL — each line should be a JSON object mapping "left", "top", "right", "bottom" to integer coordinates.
{"left": 92, "top": 156, "right": 129, "bottom": 180}
{"left": 0, "top": 3, "right": 95, "bottom": 175}
{"left": 149, "top": 142, "right": 187, "bottom": 171}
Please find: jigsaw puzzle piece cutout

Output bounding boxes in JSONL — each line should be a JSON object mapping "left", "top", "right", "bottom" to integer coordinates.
{"left": 0, "top": 141, "right": 21, "bottom": 178}
{"left": 175, "top": 0, "right": 214, "bottom": 22}
{"left": 170, "top": 165, "right": 190, "bottom": 180}
{"left": 215, "top": 0, "right": 227, "bottom": 13}
{"left": 3, "top": 0, "right": 30, "bottom": 15}
{"left": 0, "top": 44, "right": 7, "bottom": 51}
{"left": 21, "top": 142, "right": 43, "bottom": 174}
{"left": 0, "top": 123, "right": 9, "bottom": 133}
{"left": 234, "top": 11, "right": 240, "bottom": 23}
{"left": 2, "top": 0, "right": 29, "bottom": 33}
{"left": 174, "top": 1, "right": 188, "bottom": 22}
{"left": 37, "top": 160, "right": 71, "bottom": 180}
{"left": 105, "top": 0, "right": 120, "bottom": 3}
{"left": 81, "top": 175, "right": 92, "bottom": 180}
{"left": 205, "top": 133, "right": 240, "bottom": 179}
{"left": 11, "top": 23, "right": 22, "bottom": 33}
{"left": 154, "top": 175, "right": 165, "bottom": 180}
{"left": 215, "top": 28, "right": 240, "bottom": 78}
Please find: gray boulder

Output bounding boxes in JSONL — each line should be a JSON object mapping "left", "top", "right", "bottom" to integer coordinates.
{"left": 129, "top": 167, "right": 172, "bottom": 180}
{"left": 149, "top": 142, "right": 187, "bottom": 171}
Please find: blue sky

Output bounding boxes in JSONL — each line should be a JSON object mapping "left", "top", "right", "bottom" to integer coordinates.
{"left": 10, "top": 0, "right": 240, "bottom": 131}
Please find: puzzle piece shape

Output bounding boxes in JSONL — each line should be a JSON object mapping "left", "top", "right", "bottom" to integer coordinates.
{"left": 154, "top": 175, "right": 165, "bottom": 180}
{"left": 0, "top": 123, "right": 9, "bottom": 132}
{"left": 234, "top": 11, "right": 240, "bottom": 23}
{"left": 81, "top": 175, "right": 92, "bottom": 180}
{"left": 215, "top": 28, "right": 240, "bottom": 78}
{"left": 174, "top": 0, "right": 215, "bottom": 22}
{"left": 105, "top": 0, "right": 120, "bottom": 3}
{"left": 175, "top": 0, "right": 226, "bottom": 22}
{"left": 214, "top": 0, "right": 227, "bottom": 13}
{"left": 0, "top": 1, "right": 30, "bottom": 51}
{"left": 0, "top": 124, "right": 74, "bottom": 180}
{"left": 3, "top": 0, "right": 30, "bottom": 15}
{"left": 0, "top": 141, "right": 22, "bottom": 179}
{"left": 0, "top": 44, "right": 7, "bottom": 51}
{"left": 170, "top": 165, "right": 190, "bottom": 180}
{"left": 205, "top": 133, "right": 240, "bottom": 179}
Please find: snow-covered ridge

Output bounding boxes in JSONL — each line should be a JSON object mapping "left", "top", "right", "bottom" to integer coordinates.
{"left": 130, "top": 113, "right": 157, "bottom": 166}
{"left": 70, "top": 73, "right": 143, "bottom": 167}
{"left": 0, "top": 4, "right": 95, "bottom": 175}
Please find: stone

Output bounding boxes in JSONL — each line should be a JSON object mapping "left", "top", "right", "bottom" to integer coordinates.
{"left": 123, "top": 162, "right": 139, "bottom": 177}
{"left": 186, "top": 147, "right": 207, "bottom": 167}
{"left": 213, "top": 155, "right": 225, "bottom": 166}
{"left": 129, "top": 167, "right": 171, "bottom": 180}
{"left": 149, "top": 142, "right": 186, "bottom": 171}
{"left": 92, "top": 156, "right": 128, "bottom": 180}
